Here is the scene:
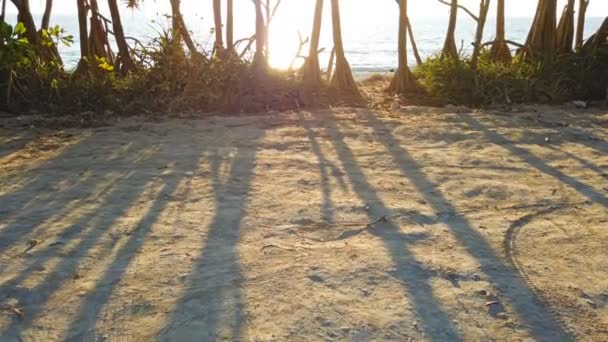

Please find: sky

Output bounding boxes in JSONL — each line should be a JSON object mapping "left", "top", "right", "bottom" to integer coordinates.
{"left": 7, "top": 0, "right": 608, "bottom": 17}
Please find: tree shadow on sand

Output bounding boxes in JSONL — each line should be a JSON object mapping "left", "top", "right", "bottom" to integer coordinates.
{"left": 0, "top": 135, "right": 148, "bottom": 254}
{"left": 157, "top": 135, "right": 263, "bottom": 341}
{"left": 309, "top": 110, "right": 461, "bottom": 341}
{"left": 356, "top": 108, "right": 571, "bottom": 341}
{"left": 0, "top": 134, "right": 202, "bottom": 340}
{"left": 460, "top": 114, "right": 607, "bottom": 208}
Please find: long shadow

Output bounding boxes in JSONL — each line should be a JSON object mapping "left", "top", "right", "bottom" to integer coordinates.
{"left": 489, "top": 114, "right": 608, "bottom": 157}
{"left": 0, "top": 136, "right": 143, "bottom": 254}
{"left": 461, "top": 115, "right": 607, "bottom": 208}
{"left": 64, "top": 146, "right": 205, "bottom": 340}
{"left": 0, "top": 132, "right": 36, "bottom": 160}
{"left": 359, "top": 109, "right": 570, "bottom": 340}
{"left": 0, "top": 143, "right": 166, "bottom": 340}
{"left": 316, "top": 111, "right": 460, "bottom": 341}
{"left": 298, "top": 113, "right": 345, "bottom": 222}
{"left": 158, "top": 136, "right": 262, "bottom": 341}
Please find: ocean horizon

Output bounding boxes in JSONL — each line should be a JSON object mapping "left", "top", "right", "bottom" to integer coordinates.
{"left": 4, "top": 12, "right": 605, "bottom": 72}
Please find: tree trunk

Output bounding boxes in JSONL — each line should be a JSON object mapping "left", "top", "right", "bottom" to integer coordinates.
{"left": 490, "top": 0, "right": 512, "bottom": 63}
{"left": 406, "top": 18, "right": 422, "bottom": 66}
{"left": 303, "top": 0, "right": 324, "bottom": 85}
{"left": 170, "top": 0, "right": 180, "bottom": 36}
{"left": 442, "top": 0, "right": 459, "bottom": 60}
{"left": 330, "top": 0, "right": 359, "bottom": 94}
{"left": 254, "top": 0, "right": 266, "bottom": 66}
{"left": 523, "top": 0, "right": 557, "bottom": 59}
{"left": 88, "top": 0, "right": 113, "bottom": 65}
{"left": 326, "top": 46, "right": 335, "bottom": 81}
{"left": 169, "top": 0, "right": 198, "bottom": 57}
{"left": 77, "top": 0, "right": 89, "bottom": 59}
{"left": 213, "top": 0, "right": 224, "bottom": 57}
{"left": 41, "top": 0, "right": 52, "bottom": 29}
{"left": 265, "top": 0, "right": 271, "bottom": 63}
{"left": 388, "top": 0, "right": 415, "bottom": 94}
{"left": 227, "top": 0, "right": 234, "bottom": 50}
{"left": 575, "top": 0, "right": 589, "bottom": 50}
{"left": 75, "top": 0, "right": 89, "bottom": 73}
{"left": 1, "top": 0, "right": 7, "bottom": 23}
{"left": 108, "top": 0, "right": 134, "bottom": 74}
{"left": 14, "top": 0, "right": 39, "bottom": 46}
{"left": 470, "top": 0, "right": 490, "bottom": 71}
{"left": 556, "top": 0, "right": 575, "bottom": 52}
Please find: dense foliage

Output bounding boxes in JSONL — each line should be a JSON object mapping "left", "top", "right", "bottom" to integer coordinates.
{"left": 414, "top": 48, "right": 608, "bottom": 105}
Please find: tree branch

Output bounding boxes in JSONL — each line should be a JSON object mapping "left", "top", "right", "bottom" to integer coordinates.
{"left": 481, "top": 39, "right": 525, "bottom": 48}
{"left": 437, "top": 0, "right": 479, "bottom": 22}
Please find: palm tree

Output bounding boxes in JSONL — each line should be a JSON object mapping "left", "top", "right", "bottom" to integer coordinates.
{"left": 254, "top": 0, "right": 267, "bottom": 67}
{"left": 556, "top": 0, "right": 575, "bottom": 51}
{"left": 1, "top": 0, "right": 7, "bottom": 23}
{"left": 108, "top": 0, "right": 134, "bottom": 74}
{"left": 10, "top": 0, "right": 39, "bottom": 47}
{"left": 575, "top": 0, "right": 590, "bottom": 50}
{"left": 388, "top": 0, "right": 415, "bottom": 93}
{"left": 76, "top": 0, "right": 89, "bottom": 69}
{"left": 490, "top": 0, "right": 512, "bottom": 63}
{"left": 227, "top": 0, "right": 234, "bottom": 51}
{"left": 303, "top": 0, "right": 324, "bottom": 85}
{"left": 523, "top": 0, "right": 557, "bottom": 59}
{"left": 41, "top": 0, "right": 52, "bottom": 30}
{"left": 470, "top": 0, "right": 490, "bottom": 71}
{"left": 330, "top": 0, "right": 359, "bottom": 94}
{"left": 442, "top": 0, "right": 459, "bottom": 60}
{"left": 213, "top": 0, "right": 224, "bottom": 56}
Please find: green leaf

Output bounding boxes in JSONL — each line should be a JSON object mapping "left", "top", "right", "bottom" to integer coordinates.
{"left": 14, "top": 22, "right": 27, "bottom": 35}
{"left": 0, "top": 22, "right": 12, "bottom": 37}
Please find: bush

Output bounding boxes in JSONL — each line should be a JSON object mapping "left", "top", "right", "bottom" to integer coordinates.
{"left": 413, "top": 49, "right": 608, "bottom": 106}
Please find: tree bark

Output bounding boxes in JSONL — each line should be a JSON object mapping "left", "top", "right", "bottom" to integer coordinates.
{"left": 227, "top": 0, "right": 234, "bottom": 50}
{"left": 490, "top": 0, "right": 511, "bottom": 63}
{"left": 169, "top": 0, "right": 199, "bottom": 57}
{"left": 75, "top": 0, "right": 89, "bottom": 73}
{"left": 330, "top": 0, "right": 359, "bottom": 94}
{"left": 575, "top": 0, "right": 589, "bottom": 50}
{"left": 388, "top": 0, "right": 415, "bottom": 94}
{"left": 470, "top": 0, "right": 490, "bottom": 71}
{"left": 213, "top": 0, "right": 224, "bottom": 56}
{"left": 442, "top": 0, "right": 459, "bottom": 60}
{"left": 77, "top": 0, "right": 88, "bottom": 58}
{"left": 254, "top": 0, "right": 266, "bottom": 66}
{"left": 41, "top": 0, "right": 52, "bottom": 30}
{"left": 303, "top": 0, "right": 324, "bottom": 85}
{"left": 556, "top": 0, "right": 575, "bottom": 51}
{"left": 326, "top": 46, "right": 335, "bottom": 81}
{"left": 14, "top": 0, "right": 39, "bottom": 46}
{"left": 108, "top": 0, "right": 134, "bottom": 74}
{"left": 88, "top": 0, "right": 113, "bottom": 64}
{"left": 523, "top": 0, "right": 557, "bottom": 59}
{"left": 406, "top": 17, "right": 422, "bottom": 66}
{"left": 1, "top": 0, "right": 7, "bottom": 23}
{"left": 265, "top": 0, "right": 271, "bottom": 62}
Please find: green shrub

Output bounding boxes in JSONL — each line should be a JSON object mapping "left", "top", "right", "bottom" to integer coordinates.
{"left": 413, "top": 49, "right": 608, "bottom": 106}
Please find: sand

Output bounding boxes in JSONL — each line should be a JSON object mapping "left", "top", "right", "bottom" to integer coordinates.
{"left": 0, "top": 105, "right": 607, "bottom": 341}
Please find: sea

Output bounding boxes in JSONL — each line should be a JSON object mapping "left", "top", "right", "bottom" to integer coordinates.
{"left": 4, "top": 8, "right": 605, "bottom": 73}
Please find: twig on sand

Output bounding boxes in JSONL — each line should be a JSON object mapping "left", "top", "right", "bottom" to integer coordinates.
{"left": 3, "top": 306, "right": 24, "bottom": 320}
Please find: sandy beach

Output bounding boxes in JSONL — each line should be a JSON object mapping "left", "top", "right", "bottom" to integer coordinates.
{"left": 0, "top": 104, "right": 607, "bottom": 341}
